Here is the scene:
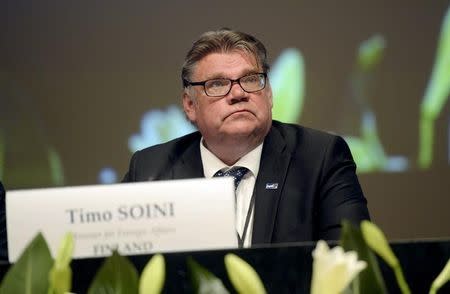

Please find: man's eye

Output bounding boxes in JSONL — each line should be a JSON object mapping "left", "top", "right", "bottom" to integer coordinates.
{"left": 208, "top": 80, "right": 228, "bottom": 88}
{"left": 242, "top": 75, "right": 259, "bottom": 83}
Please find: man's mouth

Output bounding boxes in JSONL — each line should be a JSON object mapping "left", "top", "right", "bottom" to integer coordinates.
{"left": 225, "top": 109, "right": 253, "bottom": 119}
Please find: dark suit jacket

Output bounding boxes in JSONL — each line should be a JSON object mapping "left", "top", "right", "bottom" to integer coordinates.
{"left": 123, "top": 120, "right": 370, "bottom": 245}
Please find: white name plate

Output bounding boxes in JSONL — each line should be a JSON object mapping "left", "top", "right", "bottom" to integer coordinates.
{"left": 6, "top": 178, "right": 237, "bottom": 262}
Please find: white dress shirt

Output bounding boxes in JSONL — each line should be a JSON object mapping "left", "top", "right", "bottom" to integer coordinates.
{"left": 200, "top": 139, "right": 263, "bottom": 247}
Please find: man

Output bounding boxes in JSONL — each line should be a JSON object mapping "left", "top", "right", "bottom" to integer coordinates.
{"left": 123, "top": 29, "right": 370, "bottom": 247}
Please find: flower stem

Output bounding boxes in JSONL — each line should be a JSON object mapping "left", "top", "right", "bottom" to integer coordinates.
{"left": 394, "top": 265, "right": 411, "bottom": 294}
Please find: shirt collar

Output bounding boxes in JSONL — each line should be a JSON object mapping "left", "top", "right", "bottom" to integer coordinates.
{"left": 200, "top": 138, "right": 263, "bottom": 178}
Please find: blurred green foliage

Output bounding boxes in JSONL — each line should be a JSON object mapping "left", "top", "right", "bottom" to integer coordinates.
{"left": 419, "top": 5, "right": 450, "bottom": 168}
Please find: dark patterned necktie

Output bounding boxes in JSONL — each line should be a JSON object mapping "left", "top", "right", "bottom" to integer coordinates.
{"left": 213, "top": 166, "right": 249, "bottom": 190}
{"left": 214, "top": 166, "right": 249, "bottom": 248}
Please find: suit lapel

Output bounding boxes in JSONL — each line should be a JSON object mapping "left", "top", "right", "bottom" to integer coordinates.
{"left": 252, "top": 126, "right": 292, "bottom": 244}
{"left": 169, "top": 136, "right": 205, "bottom": 179}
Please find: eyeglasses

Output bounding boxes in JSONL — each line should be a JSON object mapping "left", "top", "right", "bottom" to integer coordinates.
{"left": 183, "top": 73, "right": 267, "bottom": 97}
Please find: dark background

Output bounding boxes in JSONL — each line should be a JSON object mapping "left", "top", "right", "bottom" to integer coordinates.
{"left": 1, "top": 0, "right": 449, "bottom": 239}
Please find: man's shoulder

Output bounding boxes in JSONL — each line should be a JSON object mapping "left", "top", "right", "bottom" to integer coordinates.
{"left": 124, "top": 131, "right": 202, "bottom": 182}
{"left": 134, "top": 131, "right": 201, "bottom": 158}
{"left": 269, "top": 120, "right": 354, "bottom": 167}
{"left": 271, "top": 120, "right": 339, "bottom": 146}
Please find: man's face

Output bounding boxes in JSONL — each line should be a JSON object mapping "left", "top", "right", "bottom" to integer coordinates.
{"left": 183, "top": 50, "right": 273, "bottom": 147}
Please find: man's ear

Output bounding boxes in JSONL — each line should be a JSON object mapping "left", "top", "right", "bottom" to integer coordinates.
{"left": 182, "top": 90, "right": 197, "bottom": 123}
{"left": 267, "top": 83, "right": 273, "bottom": 109}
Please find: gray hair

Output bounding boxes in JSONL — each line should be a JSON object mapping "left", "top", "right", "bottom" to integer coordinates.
{"left": 181, "top": 28, "right": 269, "bottom": 87}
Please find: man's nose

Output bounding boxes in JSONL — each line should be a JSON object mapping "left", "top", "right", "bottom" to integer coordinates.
{"left": 227, "top": 81, "right": 248, "bottom": 103}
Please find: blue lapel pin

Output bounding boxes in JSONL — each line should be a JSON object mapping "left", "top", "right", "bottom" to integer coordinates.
{"left": 265, "top": 183, "right": 279, "bottom": 190}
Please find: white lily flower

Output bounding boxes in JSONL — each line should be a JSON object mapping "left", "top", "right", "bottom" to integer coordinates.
{"left": 311, "top": 240, "right": 367, "bottom": 294}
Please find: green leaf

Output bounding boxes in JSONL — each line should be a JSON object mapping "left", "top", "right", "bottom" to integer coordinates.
{"left": 360, "top": 221, "right": 398, "bottom": 268}
{"left": 421, "top": 5, "right": 450, "bottom": 119}
{"left": 48, "top": 146, "right": 65, "bottom": 186}
{"left": 0, "top": 232, "right": 53, "bottom": 294}
{"left": 270, "top": 48, "right": 305, "bottom": 123}
{"left": 360, "top": 111, "right": 388, "bottom": 168}
{"left": 344, "top": 136, "right": 373, "bottom": 172}
{"left": 361, "top": 221, "right": 411, "bottom": 294}
{"left": 357, "top": 34, "right": 386, "bottom": 72}
{"left": 139, "top": 254, "right": 165, "bottom": 294}
{"left": 48, "top": 232, "right": 74, "bottom": 294}
{"left": 187, "top": 256, "right": 229, "bottom": 294}
{"left": 340, "top": 220, "right": 387, "bottom": 294}
{"left": 418, "top": 5, "right": 450, "bottom": 168}
{"left": 53, "top": 232, "right": 74, "bottom": 269}
{"left": 224, "top": 253, "right": 266, "bottom": 294}
{"left": 87, "top": 251, "right": 139, "bottom": 294}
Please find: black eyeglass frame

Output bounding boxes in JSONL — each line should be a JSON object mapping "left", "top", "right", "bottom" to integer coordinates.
{"left": 183, "top": 72, "right": 268, "bottom": 97}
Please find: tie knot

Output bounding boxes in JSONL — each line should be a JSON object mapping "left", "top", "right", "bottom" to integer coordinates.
{"left": 214, "top": 167, "right": 249, "bottom": 190}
